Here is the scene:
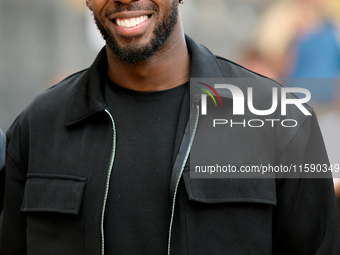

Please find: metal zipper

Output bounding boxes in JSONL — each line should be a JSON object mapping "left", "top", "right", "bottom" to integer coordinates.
{"left": 167, "top": 105, "right": 200, "bottom": 255}
{"left": 101, "top": 109, "right": 117, "bottom": 255}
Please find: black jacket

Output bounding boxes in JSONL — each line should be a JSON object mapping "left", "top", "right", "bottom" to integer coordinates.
{"left": 1, "top": 36, "right": 339, "bottom": 255}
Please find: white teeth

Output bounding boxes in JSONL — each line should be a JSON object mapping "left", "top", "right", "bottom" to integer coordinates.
{"left": 130, "top": 19, "right": 136, "bottom": 27}
{"left": 124, "top": 20, "right": 131, "bottom": 28}
{"left": 116, "top": 15, "right": 148, "bottom": 28}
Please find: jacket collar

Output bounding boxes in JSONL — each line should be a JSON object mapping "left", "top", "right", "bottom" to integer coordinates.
{"left": 185, "top": 35, "right": 232, "bottom": 102}
{"left": 65, "top": 35, "right": 231, "bottom": 127}
{"left": 65, "top": 47, "right": 108, "bottom": 127}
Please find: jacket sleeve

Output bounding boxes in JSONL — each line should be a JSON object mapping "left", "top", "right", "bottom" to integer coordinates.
{"left": 273, "top": 110, "right": 340, "bottom": 254}
{"left": 0, "top": 117, "right": 28, "bottom": 254}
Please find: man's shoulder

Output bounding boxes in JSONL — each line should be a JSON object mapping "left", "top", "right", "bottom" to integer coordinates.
{"left": 215, "top": 55, "right": 278, "bottom": 82}
{"left": 215, "top": 55, "right": 311, "bottom": 104}
{"left": 37, "top": 68, "right": 88, "bottom": 105}
{"left": 40, "top": 68, "right": 89, "bottom": 106}
{"left": 214, "top": 55, "right": 284, "bottom": 100}
{"left": 212, "top": 55, "right": 314, "bottom": 123}
{"left": 9, "top": 69, "right": 89, "bottom": 131}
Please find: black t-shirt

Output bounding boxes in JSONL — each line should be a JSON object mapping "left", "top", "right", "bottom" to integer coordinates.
{"left": 104, "top": 77, "right": 188, "bottom": 254}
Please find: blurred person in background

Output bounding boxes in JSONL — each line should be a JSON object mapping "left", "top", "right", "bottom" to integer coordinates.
{"left": 245, "top": 0, "right": 340, "bottom": 79}
{"left": 0, "top": 0, "right": 339, "bottom": 254}
{"left": 246, "top": 0, "right": 340, "bottom": 229}
{"left": 248, "top": 0, "right": 340, "bottom": 99}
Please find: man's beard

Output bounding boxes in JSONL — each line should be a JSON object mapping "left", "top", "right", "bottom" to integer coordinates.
{"left": 94, "top": 1, "right": 179, "bottom": 64}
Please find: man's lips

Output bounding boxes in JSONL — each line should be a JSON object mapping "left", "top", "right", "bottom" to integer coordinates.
{"left": 108, "top": 11, "right": 153, "bottom": 20}
{"left": 109, "top": 12, "right": 153, "bottom": 35}
{"left": 115, "top": 15, "right": 149, "bottom": 28}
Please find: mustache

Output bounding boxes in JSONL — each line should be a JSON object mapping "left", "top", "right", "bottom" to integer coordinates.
{"left": 105, "top": 4, "right": 158, "bottom": 17}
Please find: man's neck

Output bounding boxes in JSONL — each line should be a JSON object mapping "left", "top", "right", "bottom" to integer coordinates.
{"left": 106, "top": 32, "right": 190, "bottom": 92}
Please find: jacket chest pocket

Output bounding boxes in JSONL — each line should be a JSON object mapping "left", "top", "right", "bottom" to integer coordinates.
{"left": 21, "top": 173, "right": 87, "bottom": 255}
{"left": 182, "top": 170, "right": 276, "bottom": 255}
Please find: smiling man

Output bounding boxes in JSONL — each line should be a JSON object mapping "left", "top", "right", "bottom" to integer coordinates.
{"left": 0, "top": 0, "right": 340, "bottom": 254}
{"left": 89, "top": 0, "right": 190, "bottom": 91}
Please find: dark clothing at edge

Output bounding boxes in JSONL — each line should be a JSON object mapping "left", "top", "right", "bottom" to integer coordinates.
{"left": 0, "top": 35, "right": 339, "bottom": 254}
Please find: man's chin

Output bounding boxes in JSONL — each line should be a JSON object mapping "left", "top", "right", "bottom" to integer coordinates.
{"left": 107, "top": 43, "right": 157, "bottom": 64}
{"left": 116, "top": 32, "right": 147, "bottom": 44}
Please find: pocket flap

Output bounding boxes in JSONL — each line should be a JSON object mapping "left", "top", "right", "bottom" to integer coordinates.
{"left": 21, "top": 173, "right": 87, "bottom": 215}
{"left": 183, "top": 171, "right": 276, "bottom": 205}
